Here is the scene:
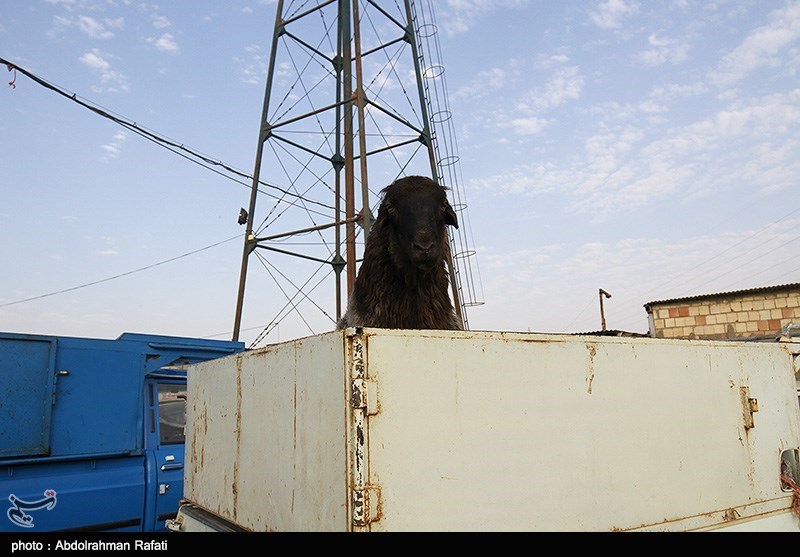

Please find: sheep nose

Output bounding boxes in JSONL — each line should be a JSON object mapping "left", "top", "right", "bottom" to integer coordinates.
{"left": 413, "top": 239, "right": 435, "bottom": 254}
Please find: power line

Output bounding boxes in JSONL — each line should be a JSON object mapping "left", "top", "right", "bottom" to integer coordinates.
{"left": 690, "top": 233, "right": 800, "bottom": 294}
{"left": 637, "top": 206, "right": 800, "bottom": 300}
{"left": 0, "top": 236, "right": 240, "bottom": 308}
{"left": 1, "top": 57, "right": 336, "bottom": 214}
{"left": 0, "top": 56, "right": 347, "bottom": 320}
{"left": 591, "top": 204, "right": 800, "bottom": 330}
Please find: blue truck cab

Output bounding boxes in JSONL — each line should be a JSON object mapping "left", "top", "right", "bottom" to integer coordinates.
{"left": 0, "top": 331, "right": 244, "bottom": 532}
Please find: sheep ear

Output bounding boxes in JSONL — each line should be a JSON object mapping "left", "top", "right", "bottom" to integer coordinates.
{"left": 444, "top": 201, "right": 459, "bottom": 229}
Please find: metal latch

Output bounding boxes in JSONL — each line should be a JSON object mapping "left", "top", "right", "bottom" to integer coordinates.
{"left": 51, "top": 370, "right": 70, "bottom": 405}
{"left": 740, "top": 386, "right": 758, "bottom": 429}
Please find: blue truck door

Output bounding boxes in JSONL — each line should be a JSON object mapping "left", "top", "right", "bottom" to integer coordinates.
{"left": 144, "top": 379, "right": 186, "bottom": 531}
{"left": 0, "top": 334, "right": 57, "bottom": 457}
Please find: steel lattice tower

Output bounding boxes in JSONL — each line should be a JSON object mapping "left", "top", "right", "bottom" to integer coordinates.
{"left": 232, "top": 0, "right": 483, "bottom": 345}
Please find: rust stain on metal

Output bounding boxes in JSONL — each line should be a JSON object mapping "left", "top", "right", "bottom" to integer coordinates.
{"left": 349, "top": 334, "right": 370, "bottom": 528}
{"left": 233, "top": 355, "right": 243, "bottom": 522}
{"left": 191, "top": 397, "right": 207, "bottom": 482}
{"left": 586, "top": 344, "right": 597, "bottom": 394}
{"left": 740, "top": 385, "right": 758, "bottom": 430}
{"left": 293, "top": 381, "right": 298, "bottom": 449}
{"left": 352, "top": 490, "right": 365, "bottom": 527}
{"left": 722, "top": 508, "right": 741, "bottom": 522}
{"left": 356, "top": 421, "right": 365, "bottom": 446}
{"left": 351, "top": 379, "right": 365, "bottom": 409}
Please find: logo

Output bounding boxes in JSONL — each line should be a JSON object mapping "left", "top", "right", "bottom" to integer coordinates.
{"left": 6, "top": 490, "right": 57, "bottom": 528}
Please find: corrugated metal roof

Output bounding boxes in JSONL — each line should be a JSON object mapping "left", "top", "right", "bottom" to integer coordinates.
{"left": 643, "top": 282, "right": 800, "bottom": 309}
{"left": 572, "top": 329, "right": 649, "bottom": 337}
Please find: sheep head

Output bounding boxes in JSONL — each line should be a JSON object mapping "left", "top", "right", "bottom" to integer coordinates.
{"left": 337, "top": 175, "right": 463, "bottom": 330}
{"left": 377, "top": 175, "right": 458, "bottom": 272}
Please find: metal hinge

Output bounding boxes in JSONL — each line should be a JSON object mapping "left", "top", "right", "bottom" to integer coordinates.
{"left": 352, "top": 486, "right": 381, "bottom": 527}
{"left": 740, "top": 386, "right": 758, "bottom": 429}
{"left": 348, "top": 332, "right": 381, "bottom": 529}
{"left": 351, "top": 378, "right": 379, "bottom": 415}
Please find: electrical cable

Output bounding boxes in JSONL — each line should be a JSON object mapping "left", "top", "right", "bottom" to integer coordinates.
{"left": 0, "top": 57, "right": 336, "bottom": 214}
{"left": 0, "top": 236, "right": 240, "bottom": 308}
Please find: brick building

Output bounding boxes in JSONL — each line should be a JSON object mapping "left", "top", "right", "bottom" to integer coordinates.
{"left": 644, "top": 283, "right": 800, "bottom": 340}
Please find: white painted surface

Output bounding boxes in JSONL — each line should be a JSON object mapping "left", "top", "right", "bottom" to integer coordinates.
{"left": 181, "top": 329, "right": 800, "bottom": 531}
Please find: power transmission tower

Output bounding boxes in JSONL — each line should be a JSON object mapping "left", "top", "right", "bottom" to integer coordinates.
{"left": 232, "top": 0, "right": 483, "bottom": 346}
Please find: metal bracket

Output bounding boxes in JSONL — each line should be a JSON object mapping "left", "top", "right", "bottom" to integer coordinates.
{"left": 165, "top": 516, "right": 182, "bottom": 532}
{"left": 740, "top": 386, "right": 758, "bottom": 429}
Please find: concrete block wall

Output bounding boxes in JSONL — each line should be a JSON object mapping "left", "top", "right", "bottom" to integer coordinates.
{"left": 648, "top": 288, "right": 800, "bottom": 340}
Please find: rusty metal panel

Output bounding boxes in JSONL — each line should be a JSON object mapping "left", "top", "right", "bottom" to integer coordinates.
{"left": 182, "top": 329, "right": 800, "bottom": 531}
{"left": 358, "top": 329, "right": 800, "bottom": 532}
{"left": 185, "top": 331, "right": 350, "bottom": 532}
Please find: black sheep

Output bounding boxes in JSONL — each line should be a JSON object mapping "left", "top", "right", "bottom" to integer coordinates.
{"left": 337, "top": 175, "right": 463, "bottom": 330}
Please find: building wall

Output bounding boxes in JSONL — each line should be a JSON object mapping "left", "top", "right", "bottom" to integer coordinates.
{"left": 647, "top": 288, "right": 800, "bottom": 340}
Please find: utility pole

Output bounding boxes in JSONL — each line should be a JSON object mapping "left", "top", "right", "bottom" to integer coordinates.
{"left": 599, "top": 288, "right": 612, "bottom": 331}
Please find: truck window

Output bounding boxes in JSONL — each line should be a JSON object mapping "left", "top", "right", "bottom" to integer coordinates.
{"left": 158, "top": 384, "right": 187, "bottom": 445}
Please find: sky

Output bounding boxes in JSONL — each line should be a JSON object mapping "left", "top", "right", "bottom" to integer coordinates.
{"left": 2, "top": 0, "right": 799, "bottom": 348}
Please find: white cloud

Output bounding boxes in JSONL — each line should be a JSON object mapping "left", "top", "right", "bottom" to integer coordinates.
{"left": 79, "top": 49, "right": 110, "bottom": 71}
{"left": 76, "top": 16, "right": 114, "bottom": 39}
{"left": 503, "top": 116, "right": 550, "bottom": 136}
{"left": 522, "top": 66, "right": 585, "bottom": 112}
{"left": 106, "top": 17, "right": 124, "bottom": 29}
{"left": 441, "top": 0, "right": 530, "bottom": 36}
{"left": 535, "top": 51, "right": 571, "bottom": 70}
{"left": 101, "top": 144, "right": 120, "bottom": 156}
{"left": 589, "top": 0, "right": 640, "bottom": 30}
{"left": 471, "top": 89, "right": 800, "bottom": 219}
{"left": 454, "top": 67, "right": 510, "bottom": 99}
{"left": 649, "top": 82, "right": 708, "bottom": 100}
{"left": 50, "top": 14, "right": 120, "bottom": 39}
{"left": 636, "top": 33, "right": 690, "bottom": 66}
{"left": 456, "top": 63, "right": 583, "bottom": 139}
{"left": 709, "top": 2, "right": 800, "bottom": 87}
{"left": 152, "top": 15, "right": 171, "bottom": 29}
{"left": 544, "top": 66, "right": 585, "bottom": 107}
{"left": 147, "top": 33, "right": 180, "bottom": 54}
{"left": 235, "top": 44, "right": 267, "bottom": 84}
{"left": 100, "top": 131, "right": 127, "bottom": 160}
{"left": 79, "top": 49, "right": 129, "bottom": 92}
